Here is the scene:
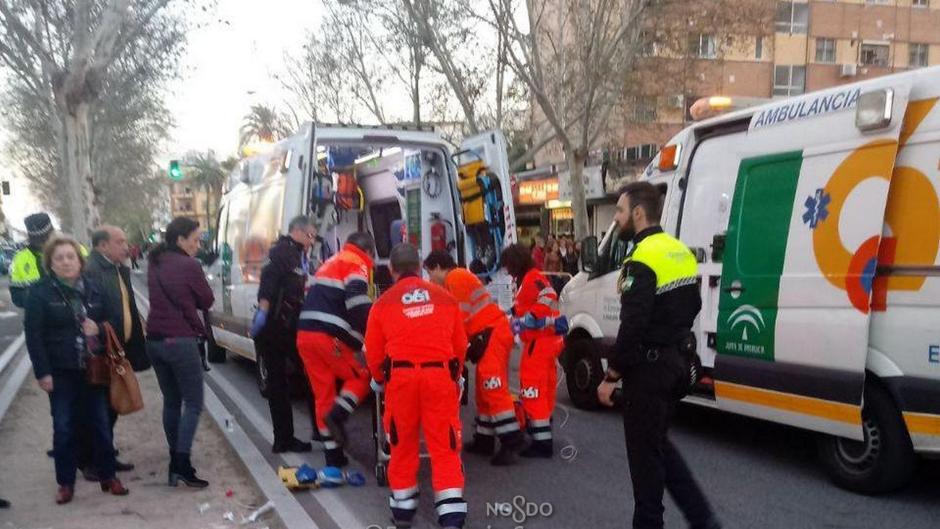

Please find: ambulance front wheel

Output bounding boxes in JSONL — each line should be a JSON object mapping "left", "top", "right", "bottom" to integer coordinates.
{"left": 818, "top": 383, "right": 916, "bottom": 494}
{"left": 563, "top": 337, "right": 603, "bottom": 410}
{"left": 375, "top": 463, "right": 388, "bottom": 487}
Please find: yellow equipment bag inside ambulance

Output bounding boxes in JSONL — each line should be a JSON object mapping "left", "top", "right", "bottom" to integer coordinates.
{"left": 455, "top": 150, "right": 487, "bottom": 225}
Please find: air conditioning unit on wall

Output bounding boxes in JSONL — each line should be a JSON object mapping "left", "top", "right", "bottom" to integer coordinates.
{"left": 840, "top": 63, "right": 858, "bottom": 77}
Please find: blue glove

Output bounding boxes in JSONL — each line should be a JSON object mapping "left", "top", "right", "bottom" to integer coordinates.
{"left": 295, "top": 464, "right": 318, "bottom": 485}
{"left": 511, "top": 318, "right": 525, "bottom": 335}
{"left": 318, "top": 466, "right": 345, "bottom": 488}
{"left": 344, "top": 470, "right": 366, "bottom": 487}
{"left": 554, "top": 315, "right": 569, "bottom": 335}
{"left": 250, "top": 309, "right": 268, "bottom": 338}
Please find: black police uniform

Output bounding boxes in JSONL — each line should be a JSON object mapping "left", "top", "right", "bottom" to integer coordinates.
{"left": 608, "top": 226, "right": 719, "bottom": 529}
{"left": 256, "top": 235, "right": 316, "bottom": 446}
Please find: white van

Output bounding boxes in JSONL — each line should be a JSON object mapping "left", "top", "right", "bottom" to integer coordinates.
{"left": 204, "top": 124, "right": 515, "bottom": 393}
{"left": 559, "top": 66, "right": 940, "bottom": 493}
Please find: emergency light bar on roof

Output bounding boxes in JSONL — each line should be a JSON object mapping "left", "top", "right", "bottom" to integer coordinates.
{"left": 689, "top": 96, "right": 769, "bottom": 121}
{"left": 314, "top": 122, "right": 437, "bottom": 133}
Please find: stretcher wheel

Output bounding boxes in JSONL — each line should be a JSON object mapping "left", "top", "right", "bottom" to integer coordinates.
{"left": 375, "top": 462, "right": 388, "bottom": 487}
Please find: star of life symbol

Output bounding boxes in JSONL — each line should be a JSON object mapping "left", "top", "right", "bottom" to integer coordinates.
{"left": 802, "top": 188, "right": 831, "bottom": 229}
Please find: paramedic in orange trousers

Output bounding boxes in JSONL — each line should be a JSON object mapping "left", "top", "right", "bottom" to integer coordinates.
{"left": 295, "top": 232, "right": 375, "bottom": 468}
{"left": 500, "top": 243, "right": 565, "bottom": 458}
{"left": 424, "top": 250, "right": 525, "bottom": 466}
{"left": 366, "top": 244, "right": 468, "bottom": 529}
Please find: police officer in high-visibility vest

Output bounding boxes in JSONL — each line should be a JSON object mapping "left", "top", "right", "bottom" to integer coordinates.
{"left": 366, "top": 244, "right": 468, "bottom": 529}
{"left": 597, "top": 182, "right": 720, "bottom": 529}
{"left": 10, "top": 213, "right": 56, "bottom": 308}
{"left": 424, "top": 251, "right": 525, "bottom": 466}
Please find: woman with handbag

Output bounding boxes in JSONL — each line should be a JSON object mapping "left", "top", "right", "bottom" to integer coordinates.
{"left": 24, "top": 235, "right": 129, "bottom": 505}
{"left": 146, "top": 217, "right": 214, "bottom": 489}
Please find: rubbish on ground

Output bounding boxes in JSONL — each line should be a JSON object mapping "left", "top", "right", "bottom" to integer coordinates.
{"left": 242, "top": 500, "right": 275, "bottom": 524}
{"left": 198, "top": 502, "right": 212, "bottom": 514}
{"left": 279, "top": 465, "right": 316, "bottom": 490}
{"left": 226, "top": 489, "right": 234, "bottom": 497}
{"left": 222, "top": 511, "right": 236, "bottom": 522}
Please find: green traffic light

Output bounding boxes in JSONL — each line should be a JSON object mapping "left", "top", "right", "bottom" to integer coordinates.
{"left": 169, "top": 160, "right": 184, "bottom": 181}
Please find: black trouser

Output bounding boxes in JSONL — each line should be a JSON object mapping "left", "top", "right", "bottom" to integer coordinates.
{"left": 621, "top": 353, "right": 716, "bottom": 529}
{"left": 77, "top": 406, "right": 118, "bottom": 470}
{"left": 255, "top": 329, "right": 316, "bottom": 443}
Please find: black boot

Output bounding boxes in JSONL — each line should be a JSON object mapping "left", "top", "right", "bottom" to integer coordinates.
{"left": 463, "top": 434, "right": 495, "bottom": 456}
{"left": 491, "top": 431, "right": 525, "bottom": 466}
{"left": 324, "top": 406, "right": 351, "bottom": 448}
{"left": 324, "top": 447, "right": 349, "bottom": 468}
{"left": 519, "top": 439, "right": 553, "bottom": 459}
{"left": 169, "top": 452, "right": 209, "bottom": 488}
{"left": 272, "top": 437, "right": 313, "bottom": 454}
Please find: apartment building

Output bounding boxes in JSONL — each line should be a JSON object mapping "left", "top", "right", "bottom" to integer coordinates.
{"left": 534, "top": 0, "right": 940, "bottom": 171}
{"left": 169, "top": 180, "right": 217, "bottom": 236}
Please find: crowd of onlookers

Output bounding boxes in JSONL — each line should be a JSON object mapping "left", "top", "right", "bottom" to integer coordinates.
{"left": 528, "top": 234, "right": 580, "bottom": 293}
{"left": 11, "top": 212, "right": 213, "bottom": 507}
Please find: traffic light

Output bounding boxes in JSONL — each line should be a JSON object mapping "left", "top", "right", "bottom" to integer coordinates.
{"left": 168, "top": 160, "right": 184, "bottom": 181}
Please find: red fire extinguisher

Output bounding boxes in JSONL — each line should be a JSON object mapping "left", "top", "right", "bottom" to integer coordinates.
{"left": 430, "top": 213, "right": 447, "bottom": 252}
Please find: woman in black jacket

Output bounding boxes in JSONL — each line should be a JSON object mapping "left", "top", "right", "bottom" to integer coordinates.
{"left": 24, "top": 235, "right": 129, "bottom": 505}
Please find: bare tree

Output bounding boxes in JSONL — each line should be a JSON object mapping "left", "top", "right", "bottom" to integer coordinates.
{"left": 2, "top": 1, "right": 186, "bottom": 239}
{"left": 0, "top": 0, "right": 197, "bottom": 241}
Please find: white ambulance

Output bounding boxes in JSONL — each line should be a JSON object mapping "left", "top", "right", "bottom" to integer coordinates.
{"left": 203, "top": 124, "right": 515, "bottom": 394}
{"left": 559, "top": 66, "right": 940, "bottom": 493}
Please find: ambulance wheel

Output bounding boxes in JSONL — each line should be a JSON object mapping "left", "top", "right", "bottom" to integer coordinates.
{"left": 563, "top": 338, "right": 603, "bottom": 410}
{"left": 255, "top": 353, "right": 271, "bottom": 399}
{"left": 375, "top": 463, "right": 388, "bottom": 487}
{"left": 818, "top": 383, "right": 915, "bottom": 494}
{"left": 207, "top": 335, "right": 226, "bottom": 364}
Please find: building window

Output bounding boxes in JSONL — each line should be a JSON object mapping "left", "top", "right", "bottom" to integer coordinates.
{"left": 756, "top": 36, "right": 764, "bottom": 60}
{"left": 776, "top": 1, "right": 808, "bottom": 34}
{"left": 865, "top": 0, "right": 890, "bottom": 4}
{"left": 912, "top": 0, "right": 929, "bottom": 7}
{"left": 909, "top": 43, "right": 928, "bottom": 68}
{"left": 624, "top": 144, "right": 659, "bottom": 163}
{"left": 632, "top": 96, "right": 658, "bottom": 123}
{"left": 774, "top": 65, "right": 806, "bottom": 97}
{"left": 689, "top": 33, "right": 717, "bottom": 59}
{"left": 815, "top": 38, "right": 836, "bottom": 63}
{"left": 860, "top": 43, "right": 890, "bottom": 67}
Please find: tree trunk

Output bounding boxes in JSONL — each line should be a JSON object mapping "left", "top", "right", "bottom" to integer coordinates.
{"left": 62, "top": 102, "right": 99, "bottom": 242}
{"left": 564, "top": 144, "right": 591, "bottom": 240}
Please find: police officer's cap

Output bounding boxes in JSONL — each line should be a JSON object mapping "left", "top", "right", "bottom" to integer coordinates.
{"left": 24, "top": 213, "right": 53, "bottom": 238}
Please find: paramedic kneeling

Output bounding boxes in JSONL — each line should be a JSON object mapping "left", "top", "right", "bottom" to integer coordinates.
{"left": 596, "top": 182, "right": 720, "bottom": 529}
{"left": 366, "top": 244, "right": 468, "bottom": 529}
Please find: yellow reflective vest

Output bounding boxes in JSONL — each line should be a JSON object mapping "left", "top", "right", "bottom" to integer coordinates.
{"left": 10, "top": 244, "right": 89, "bottom": 308}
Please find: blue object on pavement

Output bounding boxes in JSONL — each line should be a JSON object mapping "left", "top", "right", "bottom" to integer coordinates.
{"left": 318, "top": 466, "right": 345, "bottom": 488}
{"left": 295, "top": 464, "right": 318, "bottom": 484}
{"left": 344, "top": 470, "right": 366, "bottom": 487}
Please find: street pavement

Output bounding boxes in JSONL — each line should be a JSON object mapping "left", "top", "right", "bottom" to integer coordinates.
{"left": 127, "top": 272, "right": 940, "bottom": 529}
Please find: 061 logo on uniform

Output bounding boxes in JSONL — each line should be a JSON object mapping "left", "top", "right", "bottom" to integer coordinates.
{"left": 401, "top": 288, "right": 431, "bottom": 305}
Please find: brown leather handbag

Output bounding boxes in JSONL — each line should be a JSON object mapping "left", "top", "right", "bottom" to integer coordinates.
{"left": 85, "top": 353, "right": 111, "bottom": 386}
{"left": 103, "top": 323, "right": 145, "bottom": 415}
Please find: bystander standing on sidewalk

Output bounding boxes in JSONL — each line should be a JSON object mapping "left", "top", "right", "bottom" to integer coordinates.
{"left": 77, "top": 225, "right": 150, "bottom": 479}
{"left": 146, "top": 217, "right": 214, "bottom": 489}
{"left": 25, "top": 235, "right": 129, "bottom": 504}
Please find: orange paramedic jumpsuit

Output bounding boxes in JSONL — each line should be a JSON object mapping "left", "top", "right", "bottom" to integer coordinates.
{"left": 515, "top": 268, "right": 564, "bottom": 450}
{"left": 443, "top": 268, "right": 520, "bottom": 445}
{"left": 366, "top": 274, "right": 468, "bottom": 528}
{"left": 296, "top": 243, "right": 374, "bottom": 466}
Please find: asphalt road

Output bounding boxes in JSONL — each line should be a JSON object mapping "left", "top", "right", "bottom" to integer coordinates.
{"left": 127, "top": 273, "right": 940, "bottom": 529}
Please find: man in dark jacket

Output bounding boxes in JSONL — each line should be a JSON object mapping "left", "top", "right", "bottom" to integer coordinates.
{"left": 251, "top": 216, "right": 317, "bottom": 453}
{"left": 77, "top": 225, "right": 146, "bottom": 477}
